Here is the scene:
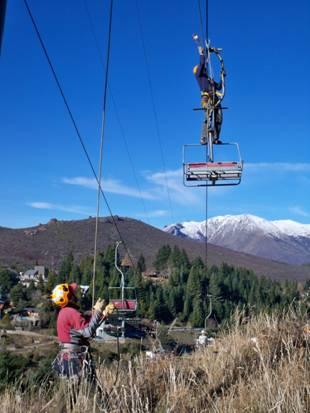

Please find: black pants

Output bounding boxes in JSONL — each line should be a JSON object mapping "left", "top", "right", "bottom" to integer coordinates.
{"left": 214, "top": 105, "right": 223, "bottom": 141}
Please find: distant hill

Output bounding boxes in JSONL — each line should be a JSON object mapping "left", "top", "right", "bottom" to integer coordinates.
{"left": 164, "top": 214, "right": 310, "bottom": 265}
{"left": 0, "top": 216, "right": 310, "bottom": 282}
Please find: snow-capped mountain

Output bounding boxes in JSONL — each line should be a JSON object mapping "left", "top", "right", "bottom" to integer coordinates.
{"left": 164, "top": 215, "right": 310, "bottom": 265}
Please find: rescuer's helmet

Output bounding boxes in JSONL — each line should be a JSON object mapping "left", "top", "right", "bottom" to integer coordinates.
{"left": 51, "top": 283, "right": 78, "bottom": 308}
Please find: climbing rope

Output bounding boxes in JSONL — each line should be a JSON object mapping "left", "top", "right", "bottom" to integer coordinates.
{"left": 197, "top": 0, "right": 210, "bottom": 267}
{"left": 92, "top": 0, "right": 114, "bottom": 308}
{"left": 82, "top": 0, "right": 150, "bottom": 225}
{"left": 23, "top": 0, "right": 136, "bottom": 287}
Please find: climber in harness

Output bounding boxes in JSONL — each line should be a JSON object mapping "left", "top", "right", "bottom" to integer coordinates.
{"left": 51, "top": 282, "right": 115, "bottom": 381}
{"left": 193, "top": 37, "right": 225, "bottom": 145}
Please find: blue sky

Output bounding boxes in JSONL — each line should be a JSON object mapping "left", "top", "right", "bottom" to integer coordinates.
{"left": 0, "top": 0, "right": 309, "bottom": 229}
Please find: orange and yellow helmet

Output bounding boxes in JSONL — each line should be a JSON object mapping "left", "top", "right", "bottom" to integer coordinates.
{"left": 51, "top": 283, "right": 71, "bottom": 307}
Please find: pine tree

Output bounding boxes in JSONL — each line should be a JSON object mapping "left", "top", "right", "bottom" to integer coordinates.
{"left": 190, "top": 296, "right": 204, "bottom": 327}
{"left": 45, "top": 271, "right": 57, "bottom": 293}
{"left": 58, "top": 253, "right": 74, "bottom": 282}
{"left": 137, "top": 254, "right": 146, "bottom": 273}
{"left": 10, "top": 284, "right": 26, "bottom": 307}
{"left": 69, "top": 263, "right": 81, "bottom": 284}
{"left": 183, "top": 263, "right": 203, "bottom": 320}
{"left": 153, "top": 245, "right": 171, "bottom": 272}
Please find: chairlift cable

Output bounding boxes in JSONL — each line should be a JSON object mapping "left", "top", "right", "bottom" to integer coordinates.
{"left": 205, "top": 0, "right": 209, "bottom": 268}
{"left": 23, "top": 0, "right": 136, "bottom": 277}
{"left": 82, "top": 0, "right": 150, "bottom": 224}
{"left": 135, "top": 0, "right": 175, "bottom": 222}
{"left": 206, "top": 0, "right": 209, "bottom": 44}
{"left": 204, "top": 169, "right": 208, "bottom": 266}
{"left": 198, "top": 0, "right": 210, "bottom": 267}
{"left": 197, "top": 0, "right": 205, "bottom": 44}
{"left": 92, "top": 0, "right": 114, "bottom": 308}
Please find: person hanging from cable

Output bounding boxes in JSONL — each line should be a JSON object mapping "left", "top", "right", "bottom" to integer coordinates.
{"left": 193, "top": 35, "right": 226, "bottom": 145}
{"left": 51, "top": 282, "right": 115, "bottom": 381}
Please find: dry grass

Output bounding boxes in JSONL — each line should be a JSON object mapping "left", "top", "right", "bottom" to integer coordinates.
{"left": 1, "top": 309, "right": 309, "bottom": 413}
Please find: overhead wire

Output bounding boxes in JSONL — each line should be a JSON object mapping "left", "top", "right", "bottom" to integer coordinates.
{"left": 197, "top": 0, "right": 205, "bottom": 45}
{"left": 135, "top": 0, "right": 175, "bottom": 223}
{"left": 197, "top": 0, "right": 210, "bottom": 267}
{"left": 23, "top": 0, "right": 136, "bottom": 280}
{"left": 82, "top": 0, "right": 150, "bottom": 224}
{"left": 92, "top": 0, "right": 113, "bottom": 307}
{"left": 205, "top": 0, "right": 209, "bottom": 268}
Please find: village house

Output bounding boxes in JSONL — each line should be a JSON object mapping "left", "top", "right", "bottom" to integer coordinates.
{"left": 11, "top": 307, "right": 41, "bottom": 329}
{"left": 19, "top": 265, "right": 47, "bottom": 287}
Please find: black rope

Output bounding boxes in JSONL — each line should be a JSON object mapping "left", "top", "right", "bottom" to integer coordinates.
{"left": 23, "top": 0, "right": 135, "bottom": 269}
{"left": 206, "top": 0, "right": 209, "bottom": 43}
{"left": 198, "top": 0, "right": 209, "bottom": 44}
{"left": 197, "top": 0, "right": 205, "bottom": 43}
{"left": 205, "top": 175, "right": 208, "bottom": 267}
{"left": 92, "top": 0, "right": 114, "bottom": 306}
{"left": 198, "top": 0, "right": 209, "bottom": 269}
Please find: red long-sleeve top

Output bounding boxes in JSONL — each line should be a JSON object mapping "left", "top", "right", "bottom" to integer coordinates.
{"left": 57, "top": 306, "right": 102, "bottom": 345}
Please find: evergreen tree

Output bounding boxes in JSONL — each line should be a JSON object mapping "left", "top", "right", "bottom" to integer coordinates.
{"left": 0, "top": 269, "right": 18, "bottom": 294}
{"left": 137, "top": 254, "right": 146, "bottom": 274}
{"left": 10, "top": 284, "right": 26, "bottom": 307}
{"left": 69, "top": 263, "right": 81, "bottom": 284}
{"left": 183, "top": 263, "right": 203, "bottom": 320}
{"left": 153, "top": 245, "right": 171, "bottom": 272}
{"left": 58, "top": 253, "right": 74, "bottom": 283}
{"left": 190, "top": 296, "right": 204, "bottom": 327}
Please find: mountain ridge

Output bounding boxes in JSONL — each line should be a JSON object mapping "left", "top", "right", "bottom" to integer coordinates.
{"left": 0, "top": 216, "right": 310, "bottom": 282}
{"left": 164, "top": 214, "right": 310, "bottom": 265}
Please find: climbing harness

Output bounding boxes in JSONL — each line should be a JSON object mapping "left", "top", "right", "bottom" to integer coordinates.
{"left": 52, "top": 343, "right": 94, "bottom": 381}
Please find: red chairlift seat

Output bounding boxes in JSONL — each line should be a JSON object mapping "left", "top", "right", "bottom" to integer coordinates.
{"left": 109, "top": 286, "right": 137, "bottom": 314}
{"left": 111, "top": 299, "right": 137, "bottom": 311}
{"left": 186, "top": 161, "right": 242, "bottom": 182}
{"left": 183, "top": 142, "right": 243, "bottom": 187}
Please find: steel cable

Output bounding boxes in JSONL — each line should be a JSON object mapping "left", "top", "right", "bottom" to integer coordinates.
{"left": 23, "top": 0, "right": 136, "bottom": 277}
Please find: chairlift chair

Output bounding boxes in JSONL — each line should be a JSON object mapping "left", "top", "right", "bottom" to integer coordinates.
{"left": 109, "top": 241, "right": 138, "bottom": 318}
{"left": 109, "top": 286, "right": 138, "bottom": 315}
{"left": 183, "top": 141, "right": 243, "bottom": 187}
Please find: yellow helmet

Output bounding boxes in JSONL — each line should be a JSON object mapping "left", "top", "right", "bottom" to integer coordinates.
{"left": 51, "top": 283, "right": 70, "bottom": 307}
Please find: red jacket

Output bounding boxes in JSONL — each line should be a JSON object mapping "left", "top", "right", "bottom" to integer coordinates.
{"left": 57, "top": 306, "right": 102, "bottom": 344}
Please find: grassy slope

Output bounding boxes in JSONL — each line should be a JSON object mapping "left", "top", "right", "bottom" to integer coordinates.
{"left": 1, "top": 310, "right": 309, "bottom": 412}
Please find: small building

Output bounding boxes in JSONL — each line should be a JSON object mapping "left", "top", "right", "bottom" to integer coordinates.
{"left": 19, "top": 266, "right": 47, "bottom": 287}
{"left": 142, "top": 270, "right": 159, "bottom": 278}
{"left": 11, "top": 307, "right": 41, "bottom": 329}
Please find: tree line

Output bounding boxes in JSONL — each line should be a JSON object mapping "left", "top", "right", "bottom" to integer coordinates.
{"left": 0, "top": 244, "right": 307, "bottom": 328}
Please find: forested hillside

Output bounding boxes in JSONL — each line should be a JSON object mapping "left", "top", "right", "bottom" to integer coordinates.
{"left": 2, "top": 244, "right": 306, "bottom": 328}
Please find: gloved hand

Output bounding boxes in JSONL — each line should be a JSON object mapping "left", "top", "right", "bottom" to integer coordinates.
{"left": 103, "top": 303, "right": 115, "bottom": 318}
{"left": 93, "top": 298, "right": 105, "bottom": 313}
